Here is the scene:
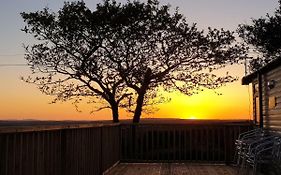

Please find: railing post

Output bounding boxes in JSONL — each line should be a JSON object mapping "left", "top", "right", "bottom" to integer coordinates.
{"left": 225, "top": 126, "right": 230, "bottom": 164}
{"left": 100, "top": 126, "right": 103, "bottom": 174}
{"left": 60, "top": 130, "right": 66, "bottom": 175}
{"left": 131, "top": 124, "right": 136, "bottom": 161}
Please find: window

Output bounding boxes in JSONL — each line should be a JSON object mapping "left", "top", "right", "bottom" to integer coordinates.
{"left": 253, "top": 83, "right": 259, "bottom": 96}
{"left": 255, "top": 97, "right": 260, "bottom": 124}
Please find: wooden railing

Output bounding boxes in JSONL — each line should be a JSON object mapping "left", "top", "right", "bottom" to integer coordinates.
{"left": 0, "top": 121, "right": 253, "bottom": 175}
{"left": 0, "top": 123, "right": 120, "bottom": 175}
{"left": 120, "top": 122, "right": 253, "bottom": 163}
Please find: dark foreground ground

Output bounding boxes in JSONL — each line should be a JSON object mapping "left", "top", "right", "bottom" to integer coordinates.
{"left": 0, "top": 118, "right": 252, "bottom": 133}
{"left": 104, "top": 163, "right": 241, "bottom": 175}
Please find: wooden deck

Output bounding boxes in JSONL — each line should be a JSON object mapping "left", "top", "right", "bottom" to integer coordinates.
{"left": 104, "top": 163, "right": 238, "bottom": 175}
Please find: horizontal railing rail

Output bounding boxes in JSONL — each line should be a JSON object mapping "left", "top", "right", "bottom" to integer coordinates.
{"left": 0, "top": 122, "right": 119, "bottom": 133}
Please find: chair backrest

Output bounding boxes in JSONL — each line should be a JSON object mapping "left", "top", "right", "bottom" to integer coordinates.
{"left": 238, "top": 128, "right": 264, "bottom": 140}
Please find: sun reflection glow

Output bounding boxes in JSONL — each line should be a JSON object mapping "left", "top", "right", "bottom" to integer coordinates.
{"left": 185, "top": 115, "right": 198, "bottom": 120}
{"left": 188, "top": 116, "right": 197, "bottom": 120}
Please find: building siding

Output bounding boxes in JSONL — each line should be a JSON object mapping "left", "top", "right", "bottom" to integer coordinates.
{"left": 261, "top": 65, "right": 281, "bottom": 133}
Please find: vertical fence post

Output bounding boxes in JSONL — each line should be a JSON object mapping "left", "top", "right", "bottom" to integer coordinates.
{"left": 60, "top": 129, "right": 65, "bottom": 175}
{"left": 100, "top": 126, "right": 103, "bottom": 174}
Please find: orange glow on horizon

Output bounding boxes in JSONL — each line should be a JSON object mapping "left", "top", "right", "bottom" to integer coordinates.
{"left": 0, "top": 65, "right": 253, "bottom": 121}
{"left": 146, "top": 65, "right": 253, "bottom": 121}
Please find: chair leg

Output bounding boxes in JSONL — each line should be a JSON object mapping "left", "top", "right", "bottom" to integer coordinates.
{"left": 245, "top": 163, "right": 249, "bottom": 175}
{"left": 235, "top": 148, "right": 241, "bottom": 165}
{"left": 237, "top": 152, "right": 241, "bottom": 166}
{"left": 239, "top": 157, "right": 247, "bottom": 175}
{"left": 253, "top": 164, "right": 257, "bottom": 175}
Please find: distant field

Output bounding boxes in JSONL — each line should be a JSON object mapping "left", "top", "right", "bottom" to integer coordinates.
{"left": 0, "top": 118, "right": 253, "bottom": 127}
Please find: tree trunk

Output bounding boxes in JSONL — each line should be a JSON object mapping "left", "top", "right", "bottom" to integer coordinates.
{"left": 133, "top": 90, "right": 146, "bottom": 123}
{"left": 111, "top": 102, "right": 119, "bottom": 123}
{"left": 133, "top": 68, "right": 151, "bottom": 123}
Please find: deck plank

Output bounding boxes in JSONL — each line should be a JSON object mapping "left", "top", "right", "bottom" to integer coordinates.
{"left": 104, "top": 163, "right": 238, "bottom": 175}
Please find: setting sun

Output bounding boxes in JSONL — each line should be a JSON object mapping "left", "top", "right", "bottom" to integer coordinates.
{"left": 188, "top": 116, "right": 197, "bottom": 120}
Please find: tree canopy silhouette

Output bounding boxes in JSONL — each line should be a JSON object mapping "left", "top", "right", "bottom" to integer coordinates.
{"left": 21, "top": 1, "right": 132, "bottom": 122}
{"left": 98, "top": 0, "right": 247, "bottom": 122}
{"left": 22, "top": 0, "right": 247, "bottom": 123}
{"left": 238, "top": 0, "right": 281, "bottom": 72}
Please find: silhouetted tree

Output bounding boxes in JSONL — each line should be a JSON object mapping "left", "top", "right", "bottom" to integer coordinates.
{"left": 21, "top": 1, "right": 133, "bottom": 122}
{"left": 22, "top": 0, "right": 247, "bottom": 123}
{"left": 100, "top": 0, "right": 248, "bottom": 123}
{"left": 238, "top": 0, "right": 281, "bottom": 72}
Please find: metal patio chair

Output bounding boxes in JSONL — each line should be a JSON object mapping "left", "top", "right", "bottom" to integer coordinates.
{"left": 234, "top": 128, "right": 264, "bottom": 166}
{"left": 245, "top": 135, "right": 279, "bottom": 175}
{"left": 238, "top": 134, "right": 276, "bottom": 174}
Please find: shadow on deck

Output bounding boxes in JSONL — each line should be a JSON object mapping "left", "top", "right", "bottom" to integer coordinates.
{"left": 104, "top": 163, "right": 238, "bottom": 175}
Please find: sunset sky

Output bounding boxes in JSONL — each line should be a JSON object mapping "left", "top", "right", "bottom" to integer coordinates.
{"left": 0, "top": 0, "right": 279, "bottom": 121}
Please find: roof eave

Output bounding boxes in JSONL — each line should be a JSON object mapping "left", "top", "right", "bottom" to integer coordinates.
{"left": 241, "top": 72, "right": 258, "bottom": 85}
{"left": 241, "top": 58, "right": 281, "bottom": 85}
